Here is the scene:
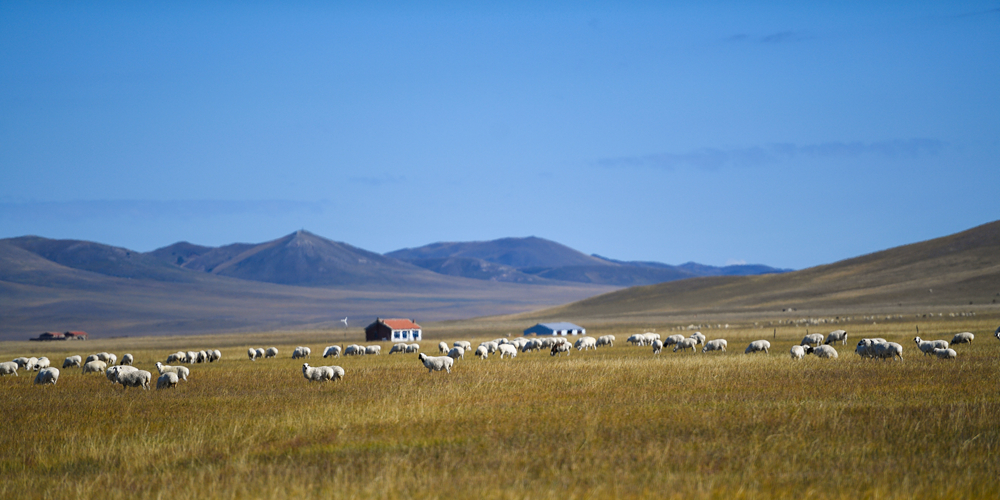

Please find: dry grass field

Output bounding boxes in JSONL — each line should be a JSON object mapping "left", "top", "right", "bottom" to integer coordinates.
{"left": 1, "top": 316, "right": 998, "bottom": 499}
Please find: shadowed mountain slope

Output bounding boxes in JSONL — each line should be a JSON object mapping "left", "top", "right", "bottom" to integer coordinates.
{"left": 515, "top": 220, "right": 1000, "bottom": 321}
{"left": 386, "top": 236, "right": 610, "bottom": 269}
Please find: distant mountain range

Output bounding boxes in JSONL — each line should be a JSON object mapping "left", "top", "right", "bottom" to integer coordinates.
{"left": 386, "top": 236, "right": 790, "bottom": 286}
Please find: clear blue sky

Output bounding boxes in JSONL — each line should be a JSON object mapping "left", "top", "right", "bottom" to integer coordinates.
{"left": 2, "top": 1, "right": 998, "bottom": 269}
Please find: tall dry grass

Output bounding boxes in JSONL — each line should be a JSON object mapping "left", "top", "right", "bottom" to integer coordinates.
{"left": 0, "top": 317, "right": 997, "bottom": 499}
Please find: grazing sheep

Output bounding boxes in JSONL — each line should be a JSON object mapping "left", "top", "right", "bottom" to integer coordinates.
{"left": 33, "top": 357, "right": 51, "bottom": 370}
{"left": 702, "top": 339, "right": 727, "bottom": 353}
{"left": 801, "top": 334, "right": 824, "bottom": 347}
{"left": 689, "top": 332, "right": 706, "bottom": 345}
{"left": 196, "top": 351, "right": 207, "bottom": 363}
{"left": 652, "top": 339, "right": 663, "bottom": 355}
{"left": 539, "top": 337, "right": 556, "bottom": 348}
{"left": 474, "top": 345, "right": 489, "bottom": 359}
{"left": 345, "top": 345, "right": 363, "bottom": 356}
{"left": 186, "top": 351, "right": 199, "bottom": 364}
{"left": 26, "top": 357, "right": 38, "bottom": 370}
{"left": 914, "top": 337, "right": 949, "bottom": 356}
{"left": 448, "top": 346, "right": 465, "bottom": 360}
{"left": 995, "top": 326, "right": 1000, "bottom": 341}
{"left": 13, "top": 357, "right": 30, "bottom": 370}
{"left": 498, "top": 344, "right": 517, "bottom": 359}
{"left": 155, "top": 362, "right": 190, "bottom": 381}
{"left": 167, "top": 351, "right": 186, "bottom": 364}
{"left": 292, "top": 346, "right": 311, "bottom": 359}
{"left": 454, "top": 341, "right": 472, "bottom": 352}
{"left": 116, "top": 369, "right": 152, "bottom": 390}
{"left": 825, "top": 330, "right": 848, "bottom": 345}
{"left": 874, "top": 342, "right": 904, "bottom": 361}
{"left": 855, "top": 339, "right": 881, "bottom": 359}
{"left": 62, "top": 355, "right": 83, "bottom": 368}
{"left": 574, "top": 336, "right": 597, "bottom": 351}
{"left": 389, "top": 343, "right": 407, "bottom": 355}
{"left": 211, "top": 350, "right": 222, "bottom": 362}
{"left": 254, "top": 348, "right": 265, "bottom": 360}
{"left": 157, "top": 372, "right": 179, "bottom": 389}
{"left": 0, "top": 361, "right": 19, "bottom": 376}
{"left": 106, "top": 365, "right": 138, "bottom": 384}
{"left": 418, "top": 353, "right": 454, "bottom": 374}
{"left": 745, "top": 340, "right": 771, "bottom": 354}
{"left": 550, "top": 342, "right": 571, "bottom": 356}
{"left": 522, "top": 339, "right": 542, "bottom": 353}
{"left": 438, "top": 342, "right": 449, "bottom": 353}
{"left": 82, "top": 360, "right": 107, "bottom": 374}
{"left": 248, "top": 348, "right": 258, "bottom": 361}
{"left": 405, "top": 344, "right": 420, "bottom": 353}
{"left": 626, "top": 334, "right": 644, "bottom": 346}
{"left": 932, "top": 347, "right": 957, "bottom": 359}
{"left": 790, "top": 345, "right": 807, "bottom": 360}
{"left": 34, "top": 367, "right": 59, "bottom": 385}
{"left": 365, "top": 345, "right": 381, "bottom": 356}
{"left": 950, "top": 332, "right": 974, "bottom": 345}
{"left": 265, "top": 347, "right": 279, "bottom": 359}
{"left": 120, "top": 354, "right": 134, "bottom": 366}
{"left": 663, "top": 334, "right": 685, "bottom": 347}
{"left": 481, "top": 341, "right": 499, "bottom": 354}
{"left": 673, "top": 338, "right": 698, "bottom": 353}
{"left": 596, "top": 335, "right": 615, "bottom": 347}
{"left": 302, "top": 363, "right": 344, "bottom": 382}
{"left": 810, "top": 345, "right": 838, "bottom": 359}
{"left": 323, "top": 345, "right": 343, "bottom": 358}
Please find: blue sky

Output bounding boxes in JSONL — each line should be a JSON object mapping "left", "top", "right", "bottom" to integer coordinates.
{"left": 2, "top": 1, "right": 998, "bottom": 269}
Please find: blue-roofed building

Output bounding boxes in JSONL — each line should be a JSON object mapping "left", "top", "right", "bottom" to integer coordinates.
{"left": 523, "top": 322, "right": 586, "bottom": 336}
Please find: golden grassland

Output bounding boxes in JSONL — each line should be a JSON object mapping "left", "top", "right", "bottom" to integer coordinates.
{"left": 1, "top": 316, "right": 998, "bottom": 499}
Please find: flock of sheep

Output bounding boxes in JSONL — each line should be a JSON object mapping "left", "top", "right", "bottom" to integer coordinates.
{"left": 5, "top": 326, "right": 996, "bottom": 387}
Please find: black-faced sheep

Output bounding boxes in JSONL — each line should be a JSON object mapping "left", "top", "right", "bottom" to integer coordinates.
{"left": 265, "top": 347, "right": 278, "bottom": 359}
{"left": 120, "top": 354, "right": 134, "bottom": 366}
{"left": 550, "top": 342, "right": 571, "bottom": 356}
{"left": 914, "top": 337, "right": 949, "bottom": 356}
{"left": 33, "top": 357, "right": 50, "bottom": 370}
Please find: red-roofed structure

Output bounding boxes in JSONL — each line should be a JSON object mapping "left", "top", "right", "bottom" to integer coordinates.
{"left": 64, "top": 331, "right": 88, "bottom": 340}
{"left": 365, "top": 318, "right": 422, "bottom": 342}
{"left": 30, "top": 332, "right": 65, "bottom": 341}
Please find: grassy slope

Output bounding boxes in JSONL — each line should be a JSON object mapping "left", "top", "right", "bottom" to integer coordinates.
{"left": 1, "top": 315, "right": 997, "bottom": 499}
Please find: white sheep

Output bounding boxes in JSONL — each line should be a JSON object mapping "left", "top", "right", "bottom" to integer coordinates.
{"left": 196, "top": 351, "right": 208, "bottom": 363}
{"left": 292, "top": 346, "right": 312, "bottom": 359}
{"left": 254, "top": 348, "right": 265, "bottom": 360}
{"left": 702, "top": 339, "right": 727, "bottom": 353}
{"left": 522, "top": 339, "right": 542, "bottom": 353}
{"left": 596, "top": 335, "right": 615, "bottom": 347}
{"left": 248, "top": 348, "right": 258, "bottom": 361}
{"left": 663, "top": 334, "right": 685, "bottom": 347}
{"left": 652, "top": 339, "right": 663, "bottom": 355}
{"left": 116, "top": 370, "right": 152, "bottom": 390}
{"left": 438, "top": 342, "right": 449, "bottom": 353}
{"left": 474, "top": 345, "right": 489, "bottom": 359}
{"left": 85, "top": 354, "right": 100, "bottom": 364}
{"left": 26, "top": 356, "right": 38, "bottom": 370}
{"left": 83, "top": 360, "right": 107, "bottom": 374}
{"left": 157, "top": 372, "right": 179, "bottom": 389}
{"left": 186, "top": 351, "right": 199, "bottom": 364}
{"left": 212, "top": 350, "right": 222, "bottom": 362}
{"left": 914, "top": 337, "right": 949, "bottom": 356}
{"left": 825, "top": 330, "right": 848, "bottom": 345}
{"left": 498, "top": 344, "right": 517, "bottom": 359}
{"left": 62, "top": 355, "right": 82, "bottom": 368}
{"left": 155, "top": 362, "right": 190, "bottom": 381}
{"left": 33, "top": 357, "right": 51, "bottom": 370}
{"left": 418, "top": 353, "right": 454, "bottom": 373}
{"left": 106, "top": 365, "right": 138, "bottom": 384}
{"left": 950, "top": 332, "right": 974, "bottom": 345}
{"left": 120, "top": 354, "right": 134, "bottom": 366}
{"left": 790, "top": 345, "right": 807, "bottom": 360}
{"left": 550, "top": 342, "right": 571, "bottom": 356}
{"left": 448, "top": 346, "right": 465, "bottom": 360}
{"left": 265, "top": 347, "right": 279, "bottom": 359}
{"left": 745, "top": 340, "right": 771, "bottom": 354}
{"left": 932, "top": 347, "right": 957, "bottom": 359}
{"left": 689, "top": 332, "right": 706, "bottom": 345}
{"left": 874, "top": 342, "right": 904, "bottom": 361}
{"left": 302, "top": 363, "right": 344, "bottom": 382}
{"left": 454, "top": 341, "right": 472, "bottom": 352}
{"left": 345, "top": 345, "right": 364, "bottom": 356}
{"left": 801, "top": 334, "right": 824, "bottom": 346}
{"left": 389, "top": 343, "right": 407, "bottom": 355}
{"left": 34, "top": 367, "right": 59, "bottom": 385}
{"left": 673, "top": 338, "right": 697, "bottom": 353}
{"left": 13, "top": 357, "right": 30, "bottom": 370}
{"left": 323, "top": 345, "right": 343, "bottom": 358}
{"left": 167, "top": 351, "right": 186, "bottom": 364}
{"left": 810, "top": 345, "right": 838, "bottom": 359}
{"left": 480, "top": 341, "right": 498, "bottom": 354}
{"left": 626, "top": 334, "right": 643, "bottom": 346}
{"left": 539, "top": 337, "right": 556, "bottom": 348}
{"left": 406, "top": 343, "right": 420, "bottom": 353}
{"left": 365, "top": 345, "right": 381, "bottom": 355}
{"left": 0, "top": 361, "right": 18, "bottom": 376}
{"left": 574, "top": 336, "right": 597, "bottom": 351}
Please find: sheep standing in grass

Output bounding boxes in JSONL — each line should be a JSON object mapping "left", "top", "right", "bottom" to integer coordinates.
{"left": 248, "top": 348, "right": 258, "bottom": 361}
{"left": 120, "top": 354, "right": 134, "bottom": 366}
{"left": 574, "top": 336, "right": 597, "bottom": 351}
{"left": 454, "top": 341, "right": 472, "bottom": 353}
{"left": 689, "top": 332, "right": 706, "bottom": 345}
{"left": 596, "top": 335, "right": 615, "bottom": 347}
{"left": 438, "top": 342, "right": 449, "bottom": 353}
{"left": 663, "top": 335, "right": 685, "bottom": 348}
{"left": 0, "top": 361, "right": 18, "bottom": 376}
{"left": 932, "top": 347, "right": 957, "bottom": 359}
{"left": 673, "top": 338, "right": 698, "bottom": 353}
{"left": 389, "top": 344, "right": 406, "bottom": 355}
{"left": 292, "top": 346, "right": 312, "bottom": 359}
{"left": 365, "top": 345, "right": 381, "bottom": 355}
{"left": 345, "top": 345, "right": 363, "bottom": 356}
{"left": 106, "top": 365, "right": 138, "bottom": 384}
{"left": 550, "top": 342, "right": 571, "bottom": 356}
{"left": 26, "top": 357, "right": 38, "bottom": 370}
{"left": 155, "top": 362, "right": 189, "bottom": 381}
{"left": 448, "top": 346, "right": 465, "bottom": 360}
{"left": 950, "top": 332, "right": 974, "bottom": 345}
{"left": 211, "top": 350, "right": 222, "bottom": 362}
{"left": 995, "top": 326, "right": 1000, "bottom": 341}
{"left": 406, "top": 344, "right": 420, "bottom": 353}
{"left": 790, "top": 345, "right": 807, "bottom": 360}
{"left": 522, "top": 339, "right": 541, "bottom": 353}
{"left": 13, "top": 357, "right": 30, "bottom": 370}
{"left": 157, "top": 372, "right": 179, "bottom": 389}
{"left": 874, "top": 342, "right": 904, "bottom": 361}
{"left": 914, "top": 337, "right": 949, "bottom": 356}
{"left": 481, "top": 341, "right": 498, "bottom": 354}
{"left": 825, "top": 330, "right": 848, "bottom": 345}
{"left": 498, "top": 344, "right": 517, "bottom": 359}
{"left": 801, "top": 334, "right": 824, "bottom": 347}
{"left": 702, "top": 339, "right": 727, "bottom": 353}
{"left": 323, "top": 345, "right": 343, "bottom": 358}
{"left": 810, "top": 345, "right": 838, "bottom": 359}
{"left": 116, "top": 370, "right": 152, "bottom": 390}
{"left": 167, "top": 352, "right": 186, "bottom": 364}
{"left": 652, "top": 339, "right": 663, "bottom": 355}
{"left": 255, "top": 348, "right": 265, "bottom": 360}
{"left": 83, "top": 360, "right": 107, "bottom": 374}
{"left": 302, "top": 363, "right": 344, "bottom": 382}
{"left": 33, "top": 357, "right": 50, "bottom": 370}
{"left": 418, "top": 353, "right": 453, "bottom": 374}
{"left": 62, "top": 355, "right": 82, "bottom": 368}
{"left": 34, "top": 367, "right": 59, "bottom": 385}
{"left": 475, "top": 345, "right": 489, "bottom": 359}
{"left": 745, "top": 340, "right": 771, "bottom": 354}
{"left": 264, "top": 347, "right": 278, "bottom": 359}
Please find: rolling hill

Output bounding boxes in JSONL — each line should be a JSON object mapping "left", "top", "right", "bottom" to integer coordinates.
{"left": 514, "top": 220, "right": 1000, "bottom": 323}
